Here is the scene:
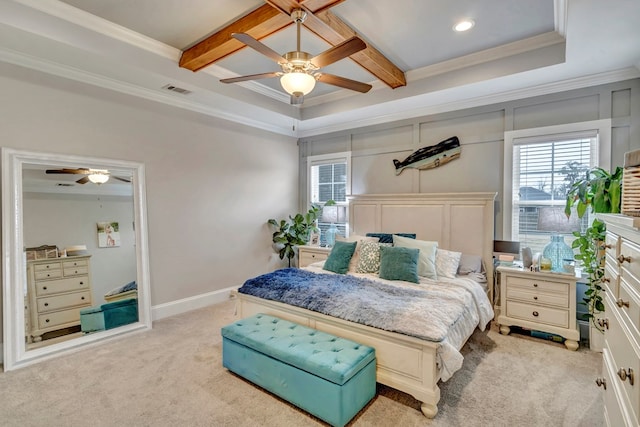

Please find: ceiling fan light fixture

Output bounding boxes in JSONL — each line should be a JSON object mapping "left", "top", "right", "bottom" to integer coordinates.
{"left": 88, "top": 173, "right": 109, "bottom": 184}
{"left": 453, "top": 19, "right": 475, "bottom": 32}
{"left": 280, "top": 72, "right": 316, "bottom": 96}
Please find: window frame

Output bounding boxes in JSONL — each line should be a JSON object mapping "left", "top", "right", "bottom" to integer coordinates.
{"left": 503, "top": 119, "right": 611, "bottom": 241}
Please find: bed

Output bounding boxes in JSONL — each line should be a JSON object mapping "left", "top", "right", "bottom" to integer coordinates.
{"left": 235, "top": 192, "right": 497, "bottom": 418}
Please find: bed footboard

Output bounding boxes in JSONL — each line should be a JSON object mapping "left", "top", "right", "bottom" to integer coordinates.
{"left": 235, "top": 293, "right": 442, "bottom": 418}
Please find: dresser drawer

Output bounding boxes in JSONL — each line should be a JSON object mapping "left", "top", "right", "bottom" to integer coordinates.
{"left": 38, "top": 307, "right": 82, "bottom": 329}
{"left": 605, "top": 294, "right": 640, "bottom": 423}
{"left": 63, "top": 258, "right": 88, "bottom": 269}
{"left": 299, "top": 249, "right": 329, "bottom": 267}
{"left": 37, "top": 290, "right": 92, "bottom": 312}
{"left": 506, "top": 300, "right": 569, "bottom": 328}
{"left": 603, "top": 347, "right": 636, "bottom": 426}
{"left": 617, "top": 277, "right": 640, "bottom": 342}
{"left": 506, "top": 287, "right": 568, "bottom": 308}
{"left": 34, "top": 269, "right": 63, "bottom": 280}
{"left": 620, "top": 239, "right": 640, "bottom": 290}
{"left": 35, "top": 276, "right": 90, "bottom": 296}
{"left": 63, "top": 265, "right": 89, "bottom": 276}
{"left": 34, "top": 261, "right": 62, "bottom": 272}
{"left": 505, "top": 275, "right": 567, "bottom": 294}
{"left": 605, "top": 263, "right": 620, "bottom": 296}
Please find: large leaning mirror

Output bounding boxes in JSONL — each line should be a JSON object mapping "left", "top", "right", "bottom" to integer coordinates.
{"left": 2, "top": 148, "right": 151, "bottom": 370}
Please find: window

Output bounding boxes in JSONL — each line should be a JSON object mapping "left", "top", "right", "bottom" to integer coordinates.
{"left": 504, "top": 120, "right": 611, "bottom": 254}
{"left": 308, "top": 152, "right": 351, "bottom": 244}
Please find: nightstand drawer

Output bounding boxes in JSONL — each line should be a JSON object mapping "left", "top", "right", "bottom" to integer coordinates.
{"left": 506, "top": 300, "right": 569, "bottom": 328}
{"left": 299, "top": 252, "right": 328, "bottom": 266}
{"left": 505, "top": 276, "right": 567, "bottom": 294}
{"left": 506, "top": 288, "right": 568, "bottom": 308}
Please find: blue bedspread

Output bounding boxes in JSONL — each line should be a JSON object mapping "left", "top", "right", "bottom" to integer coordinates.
{"left": 238, "top": 268, "right": 475, "bottom": 343}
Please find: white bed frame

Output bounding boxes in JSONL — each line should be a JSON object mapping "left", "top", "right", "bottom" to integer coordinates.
{"left": 236, "top": 193, "right": 496, "bottom": 418}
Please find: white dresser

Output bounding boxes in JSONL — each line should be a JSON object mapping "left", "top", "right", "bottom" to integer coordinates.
{"left": 297, "top": 245, "right": 331, "bottom": 268}
{"left": 26, "top": 255, "right": 93, "bottom": 342}
{"left": 497, "top": 266, "right": 580, "bottom": 351}
{"left": 598, "top": 214, "right": 640, "bottom": 426}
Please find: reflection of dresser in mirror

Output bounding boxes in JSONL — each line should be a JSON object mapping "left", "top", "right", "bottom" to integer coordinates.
{"left": 25, "top": 255, "right": 93, "bottom": 343}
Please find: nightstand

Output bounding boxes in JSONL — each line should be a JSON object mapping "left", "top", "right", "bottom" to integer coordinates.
{"left": 497, "top": 266, "right": 580, "bottom": 351}
{"left": 297, "top": 245, "right": 332, "bottom": 268}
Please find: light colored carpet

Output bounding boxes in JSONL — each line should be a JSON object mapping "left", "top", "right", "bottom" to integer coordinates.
{"left": 0, "top": 300, "right": 603, "bottom": 426}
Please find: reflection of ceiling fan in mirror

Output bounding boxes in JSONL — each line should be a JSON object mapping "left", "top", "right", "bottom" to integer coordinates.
{"left": 220, "top": 9, "right": 372, "bottom": 105}
{"left": 45, "top": 168, "right": 131, "bottom": 185}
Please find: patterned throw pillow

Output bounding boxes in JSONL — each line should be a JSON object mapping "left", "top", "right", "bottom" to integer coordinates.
{"left": 435, "top": 249, "right": 462, "bottom": 278}
{"left": 356, "top": 241, "right": 382, "bottom": 273}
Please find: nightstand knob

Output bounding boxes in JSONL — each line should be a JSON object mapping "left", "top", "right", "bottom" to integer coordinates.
{"left": 595, "top": 378, "right": 607, "bottom": 389}
{"left": 617, "top": 298, "right": 630, "bottom": 308}
{"left": 533, "top": 283, "right": 538, "bottom": 287}
{"left": 601, "top": 277, "right": 610, "bottom": 283}
{"left": 532, "top": 311, "right": 539, "bottom": 317}
{"left": 618, "top": 368, "right": 635, "bottom": 385}
{"left": 618, "top": 254, "right": 631, "bottom": 264}
{"left": 533, "top": 296, "right": 538, "bottom": 300}
{"left": 597, "top": 318, "right": 610, "bottom": 330}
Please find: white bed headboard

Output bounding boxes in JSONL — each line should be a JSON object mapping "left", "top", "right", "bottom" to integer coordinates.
{"left": 348, "top": 192, "right": 497, "bottom": 298}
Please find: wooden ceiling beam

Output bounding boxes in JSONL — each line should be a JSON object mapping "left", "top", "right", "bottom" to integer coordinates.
{"left": 179, "top": 5, "right": 291, "bottom": 72}
{"left": 304, "top": 10, "right": 406, "bottom": 88}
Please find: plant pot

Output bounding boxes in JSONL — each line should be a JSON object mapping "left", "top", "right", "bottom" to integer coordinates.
{"left": 589, "top": 322, "right": 604, "bottom": 352}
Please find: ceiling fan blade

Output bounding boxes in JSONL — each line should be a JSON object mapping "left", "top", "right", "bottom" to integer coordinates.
{"left": 232, "top": 33, "right": 286, "bottom": 64}
{"left": 46, "top": 168, "right": 90, "bottom": 175}
{"left": 317, "top": 73, "right": 372, "bottom": 93}
{"left": 221, "top": 72, "right": 280, "bottom": 84}
{"left": 76, "top": 176, "right": 90, "bottom": 184}
{"left": 310, "top": 37, "right": 367, "bottom": 68}
{"left": 114, "top": 176, "right": 131, "bottom": 183}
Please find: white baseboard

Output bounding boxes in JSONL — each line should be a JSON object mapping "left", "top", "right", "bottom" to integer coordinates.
{"left": 151, "top": 285, "right": 239, "bottom": 321}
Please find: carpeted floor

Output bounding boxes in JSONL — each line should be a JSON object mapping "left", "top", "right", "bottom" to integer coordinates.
{"left": 0, "top": 299, "right": 603, "bottom": 426}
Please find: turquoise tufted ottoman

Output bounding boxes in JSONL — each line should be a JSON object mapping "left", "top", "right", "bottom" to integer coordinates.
{"left": 221, "top": 313, "right": 376, "bottom": 427}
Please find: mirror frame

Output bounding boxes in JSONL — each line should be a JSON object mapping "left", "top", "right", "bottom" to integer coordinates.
{"left": 2, "top": 148, "right": 152, "bottom": 370}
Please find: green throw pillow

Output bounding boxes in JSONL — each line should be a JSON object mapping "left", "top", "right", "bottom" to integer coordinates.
{"left": 323, "top": 240, "right": 357, "bottom": 274}
{"left": 378, "top": 246, "right": 420, "bottom": 283}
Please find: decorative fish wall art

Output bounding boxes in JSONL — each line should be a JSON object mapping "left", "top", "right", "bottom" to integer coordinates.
{"left": 392, "top": 136, "right": 461, "bottom": 175}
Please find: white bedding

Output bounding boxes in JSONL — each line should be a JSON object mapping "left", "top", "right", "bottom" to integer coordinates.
{"left": 303, "top": 261, "right": 494, "bottom": 381}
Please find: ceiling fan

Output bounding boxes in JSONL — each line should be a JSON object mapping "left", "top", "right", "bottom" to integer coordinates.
{"left": 45, "top": 168, "right": 131, "bottom": 185}
{"left": 220, "top": 9, "right": 372, "bottom": 105}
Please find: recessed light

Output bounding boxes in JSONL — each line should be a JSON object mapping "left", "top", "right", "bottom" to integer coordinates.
{"left": 453, "top": 19, "right": 475, "bottom": 32}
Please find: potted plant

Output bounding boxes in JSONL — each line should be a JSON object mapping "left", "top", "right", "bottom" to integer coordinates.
{"left": 268, "top": 201, "right": 335, "bottom": 267}
{"left": 565, "top": 166, "right": 623, "bottom": 350}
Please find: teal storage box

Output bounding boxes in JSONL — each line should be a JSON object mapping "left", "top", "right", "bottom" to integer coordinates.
{"left": 80, "top": 298, "right": 138, "bottom": 332}
{"left": 221, "top": 313, "right": 376, "bottom": 427}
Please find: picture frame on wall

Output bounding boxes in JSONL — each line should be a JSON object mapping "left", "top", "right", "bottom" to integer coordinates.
{"left": 97, "top": 221, "right": 121, "bottom": 247}
{"left": 308, "top": 232, "right": 320, "bottom": 246}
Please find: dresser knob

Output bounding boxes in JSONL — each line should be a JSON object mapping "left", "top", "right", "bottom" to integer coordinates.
{"left": 43, "top": 286, "right": 47, "bottom": 290}
{"left": 533, "top": 296, "right": 538, "bottom": 300}
{"left": 81, "top": 296, "right": 85, "bottom": 300}
{"left": 532, "top": 311, "right": 539, "bottom": 317}
{"left": 533, "top": 283, "right": 538, "bottom": 287}
{"left": 45, "top": 265, "right": 50, "bottom": 269}
{"left": 616, "top": 298, "right": 630, "bottom": 308}
{"left": 597, "top": 318, "right": 609, "bottom": 330}
{"left": 595, "top": 378, "right": 607, "bottom": 390}
{"left": 618, "top": 254, "right": 631, "bottom": 264}
{"left": 45, "top": 318, "right": 50, "bottom": 323}
{"left": 603, "top": 244, "right": 613, "bottom": 250}
{"left": 618, "top": 368, "right": 635, "bottom": 385}
{"left": 79, "top": 281, "right": 84, "bottom": 285}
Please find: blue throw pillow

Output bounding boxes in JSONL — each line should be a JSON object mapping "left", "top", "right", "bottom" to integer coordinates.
{"left": 366, "top": 233, "right": 416, "bottom": 244}
{"left": 378, "top": 246, "right": 420, "bottom": 283}
{"left": 323, "top": 240, "right": 357, "bottom": 274}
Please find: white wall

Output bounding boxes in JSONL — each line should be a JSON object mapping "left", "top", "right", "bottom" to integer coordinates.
{"left": 23, "top": 193, "right": 136, "bottom": 304}
{"left": 299, "top": 78, "right": 640, "bottom": 239}
{"left": 0, "top": 61, "right": 299, "bottom": 345}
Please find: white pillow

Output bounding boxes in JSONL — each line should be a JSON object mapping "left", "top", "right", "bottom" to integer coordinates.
{"left": 392, "top": 235, "right": 438, "bottom": 279}
{"left": 336, "top": 234, "right": 379, "bottom": 272}
{"left": 435, "top": 249, "right": 462, "bottom": 278}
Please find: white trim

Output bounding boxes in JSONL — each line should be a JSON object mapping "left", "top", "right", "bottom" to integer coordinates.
{"left": 306, "top": 151, "right": 352, "bottom": 206}
{"left": 502, "top": 119, "right": 612, "bottom": 240}
{"left": 151, "top": 286, "right": 238, "bottom": 321}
